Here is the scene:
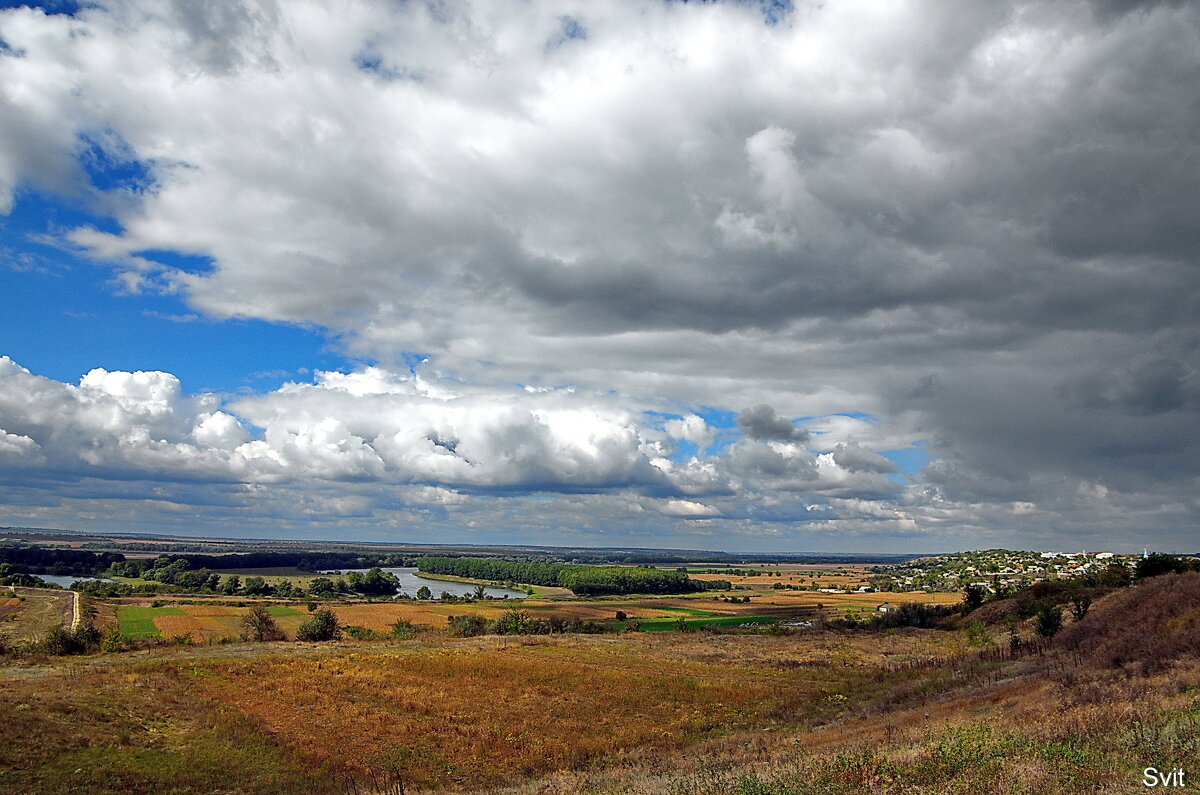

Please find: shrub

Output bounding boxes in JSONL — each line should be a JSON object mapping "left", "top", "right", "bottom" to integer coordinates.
{"left": 37, "top": 622, "right": 103, "bottom": 655}
{"left": 1070, "top": 593, "right": 1092, "bottom": 621}
{"left": 494, "top": 607, "right": 533, "bottom": 635}
{"left": 390, "top": 619, "right": 415, "bottom": 639}
{"left": 1033, "top": 602, "right": 1063, "bottom": 637}
{"left": 296, "top": 608, "right": 343, "bottom": 642}
{"left": 241, "top": 604, "right": 286, "bottom": 642}
{"left": 100, "top": 630, "right": 130, "bottom": 653}
{"left": 966, "top": 620, "right": 991, "bottom": 646}
{"left": 341, "top": 625, "right": 378, "bottom": 640}
{"left": 447, "top": 614, "right": 492, "bottom": 637}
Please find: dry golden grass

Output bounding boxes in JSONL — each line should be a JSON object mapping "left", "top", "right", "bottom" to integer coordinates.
{"left": 332, "top": 601, "right": 456, "bottom": 630}
{"left": 691, "top": 564, "right": 872, "bottom": 589}
{"left": 192, "top": 634, "right": 869, "bottom": 791}
{"left": 5, "top": 575, "right": 1200, "bottom": 795}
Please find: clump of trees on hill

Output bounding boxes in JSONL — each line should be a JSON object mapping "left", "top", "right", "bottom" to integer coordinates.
{"left": 417, "top": 556, "right": 728, "bottom": 596}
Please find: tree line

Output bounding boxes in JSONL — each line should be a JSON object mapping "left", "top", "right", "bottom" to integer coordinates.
{"left": 417, "top": 556, "right": 729, "bottom": 595}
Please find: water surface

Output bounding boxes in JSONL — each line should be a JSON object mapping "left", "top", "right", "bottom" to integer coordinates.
{"left": 323, "top": 567, "right": 528, "bottom": 600}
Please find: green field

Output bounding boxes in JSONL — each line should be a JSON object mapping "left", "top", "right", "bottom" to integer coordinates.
{"left": 653, "top": 606, "right": 720, "bottom": 616}
{"left": 628, "top": 615, "right": 782, "bottom": 632}
{"left": 117, "top": 605, "right": 183, "bottom": 638}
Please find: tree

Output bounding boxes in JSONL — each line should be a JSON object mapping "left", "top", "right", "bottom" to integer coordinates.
{"left": 349, "top": 567, "right": 401, "bottom": 596}
{"left": 416, "top": 585, "right": 432, "bottom": 600}
{"left": 1033, "top": 602, "right": 1063, "bottom": 638}
{"left": 1136, "top": 553, "right": 1193, "bottom": 580}
{"left": 963, "top": 584, "right": 987, "bottom": 612}
{"left": 308, "top": 577, "right": 336, "bottom": 597}
{"left": 295, "top": 609, "right": 342, "bottom": 642}
{"left": 1070, "top": 593, "right": 1092, "bottom": 621}
{"left": 242, "top": 576, "right": 272, "bottom": 596}
{"left": 221, "top": 575, "right": 240, "bottom": 595}
{"left": 241, "top": 604, "right": 286, "bottom": 641}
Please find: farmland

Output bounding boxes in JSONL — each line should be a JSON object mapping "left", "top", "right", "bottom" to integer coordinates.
{"left": 3, "top": 549, "right": 1199, "bottom": 793}
{"left": 2, "top": 572, "right": 1199, "bottom": 794}
{"left": 94, "top": 582, "right": 961, "bottom": 645}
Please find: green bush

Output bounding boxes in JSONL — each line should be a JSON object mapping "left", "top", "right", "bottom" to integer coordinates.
{"left": 100, "top": 629, "right": 130, "bottom": 653}
{"left": 1034, "top": 602, "right": 1063, "bottom": 637}
{"left": 38, "top": 622, "right": 103, "bottom": 655}
{"left": 295, "top": 608, "right": 343, "bottom": 642}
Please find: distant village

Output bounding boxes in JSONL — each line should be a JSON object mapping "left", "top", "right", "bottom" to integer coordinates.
{"left": 865, "top": 548, "right": 1146, "bottom": 594}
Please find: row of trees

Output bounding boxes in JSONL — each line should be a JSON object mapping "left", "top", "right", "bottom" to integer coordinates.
{"left": 72, "top": 562, "right": 403, "bottom": 599}
{"left": 0, "top": 545, "right": 124, "bottom": 576}
{"left": 417, "top": 556, "right": 723, "bottom": 596}
{"left": 447, "top": 608, "right": 610, "bottom": 637}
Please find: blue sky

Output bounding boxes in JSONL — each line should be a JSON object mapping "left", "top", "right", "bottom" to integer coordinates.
{"left": 3, "top": 190, "right": 346, "bottom": 393}
{"left": 0, "top": 0, "right": 1197, "bottom": 553}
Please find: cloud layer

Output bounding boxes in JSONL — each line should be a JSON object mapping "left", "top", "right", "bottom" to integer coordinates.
{"left": 1, "top": 0, "right": 1198, "bottom": 550}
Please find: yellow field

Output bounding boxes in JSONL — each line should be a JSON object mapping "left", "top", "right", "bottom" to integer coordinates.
{"left": 193, "top": 634, "right": 897, "bottom": 790}
{"left": 691, "top": 565, "right": 871, "bottom": 589}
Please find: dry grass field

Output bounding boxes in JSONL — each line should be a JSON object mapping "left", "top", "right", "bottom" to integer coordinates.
{"left": 689, "top": 564, "right": 873, "bottom": 590}
{"left": 3, "top": 575, "right": 1196, "bottom": 793}
{"left": 1, "top": 574, "right": 1199, "bottom": 793}
{"left": 0, "top": 587, "right": 75, "bottom": 642}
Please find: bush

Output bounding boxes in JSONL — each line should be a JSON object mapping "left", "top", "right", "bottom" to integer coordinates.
{"left": 341, "top": 625, "right": 378, "bottom": 640}
{"left": 241, "top": 604, "right": 286, "bottom": 642}
{"left": 100, "top": 629, "right": 130, "bottom": 653}
{"left": 1033, "top": 602, "right": 1063, "bottom": 637}
{"left": 37, "top": 622, "right": 102, "bottom": 656}
{"left": 1070, "top": 593, "right": 1092, "bottom": 621}
{"left": 447, "top": 614, "right": 492, "bottom": 637}
{"left": 390, "top": 619, "right": 415, "bottom": 639}
{"left": 296, "top": 608, "right": 343, "bottom": 642}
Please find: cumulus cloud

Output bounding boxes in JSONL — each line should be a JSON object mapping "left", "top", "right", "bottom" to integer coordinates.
{"left": 0, "top": 356, "right": 950, "bottom": 546}
{"left": 1, "top": 0, "right": 1198, "bottom": 549}
{"left": 657, "top": 499, "right": 722, "bottom": 518}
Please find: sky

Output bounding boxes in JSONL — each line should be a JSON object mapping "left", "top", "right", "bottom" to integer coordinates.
{"left": 0, "top": 0, "right": 1197, "bottom": 553}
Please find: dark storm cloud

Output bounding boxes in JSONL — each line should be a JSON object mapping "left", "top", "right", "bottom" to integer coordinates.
{"left": 736, "top": 404, "right": 808, "bottom": 442}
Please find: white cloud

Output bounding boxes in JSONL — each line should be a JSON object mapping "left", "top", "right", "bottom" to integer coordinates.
{"left": 657, "top": 498, "right": 722, "bottom": 518}
{"left": 1, "top": 1, "right": 1198, "bottom": 550}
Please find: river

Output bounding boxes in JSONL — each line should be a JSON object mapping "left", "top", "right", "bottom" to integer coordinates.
{"left": 322, "top": 567, "right": 528, "bottom": 600}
